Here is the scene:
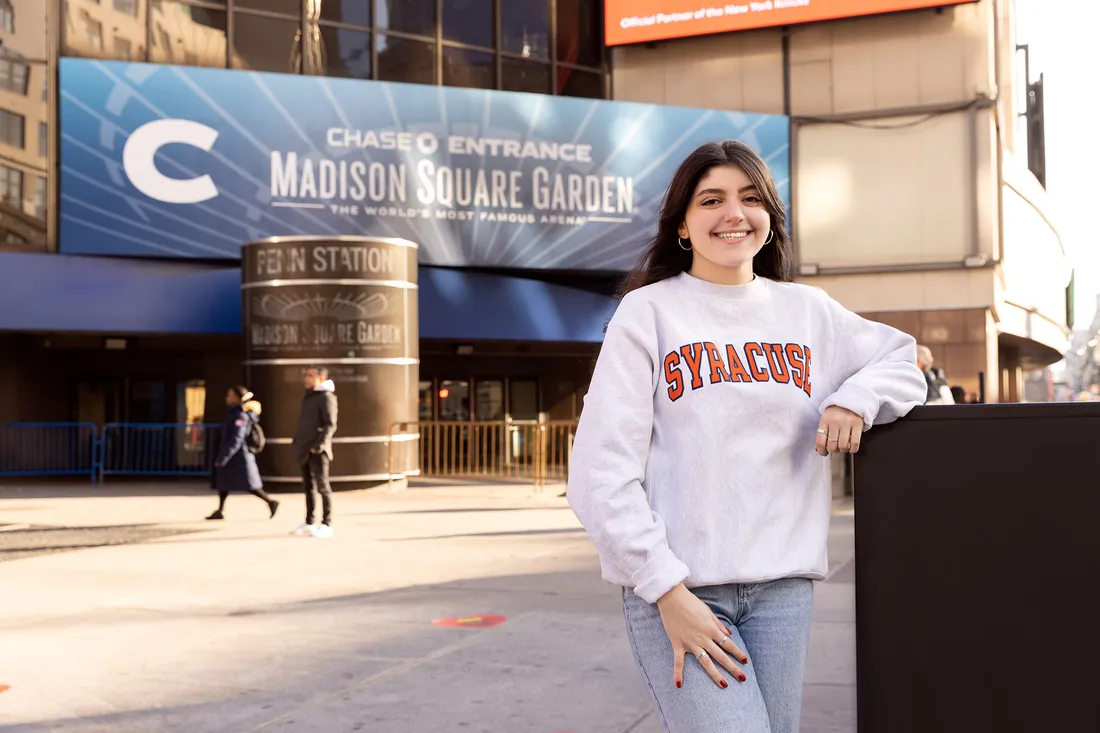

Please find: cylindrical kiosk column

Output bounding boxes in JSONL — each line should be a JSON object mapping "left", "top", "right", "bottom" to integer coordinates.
{"left": 241, "top": 236, "right": 419, "bottom": 491}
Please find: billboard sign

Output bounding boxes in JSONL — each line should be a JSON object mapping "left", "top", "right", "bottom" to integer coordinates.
{"left": 59, "top": 59, "right": 790, "bottom": 271}
{"left": 604, "top": 0, "right": 979, "bottom": 46}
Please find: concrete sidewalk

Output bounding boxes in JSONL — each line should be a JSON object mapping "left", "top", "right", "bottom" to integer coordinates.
{"left": 0, "top": 481, "right": 856, "bottom": 732}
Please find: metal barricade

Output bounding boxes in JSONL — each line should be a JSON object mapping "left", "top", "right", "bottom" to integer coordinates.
{"left": 406, "top": 418, "right": 578, "bottom": 491}
{"left": 539, "top": 420, "right": 578, "bottom": 486}
{"left": 0, "top": 422, "right": 99, "bottom": 481}
{"left": 0, "top": 420, "right": 576, "bottom": 487}
{"left": 99, "top": 423, "right": 221, "bottom": 482}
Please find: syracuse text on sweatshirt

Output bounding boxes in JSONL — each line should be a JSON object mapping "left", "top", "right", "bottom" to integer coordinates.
{"left": 567, "top": 272, "right": 927, "bottom": 604}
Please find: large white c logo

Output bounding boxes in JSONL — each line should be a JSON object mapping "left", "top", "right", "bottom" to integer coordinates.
{"left": 123, "top": 119, "right": 220, "bottom": 204}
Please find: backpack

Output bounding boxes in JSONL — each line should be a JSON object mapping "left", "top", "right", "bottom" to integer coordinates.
{"left": 246, "top": 421, "right": 266, "bottom": 454}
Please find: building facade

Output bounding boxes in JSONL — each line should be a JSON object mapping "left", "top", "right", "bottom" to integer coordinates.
{"left": 0, "top": 0, "right": 624, "bottom": 429}
{"left": 609, "top": 0, "right": 1069, "bottom": 402}
{"left": 0, "top": 0, "right": 1069, "bottom": 438}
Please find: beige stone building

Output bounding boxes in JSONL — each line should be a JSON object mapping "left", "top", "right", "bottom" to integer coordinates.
{"left": 0, "top": 0, "right": 48, "bottom": 247}
{"left": 611, "top": 0, "right": 1066, "bottom": 403}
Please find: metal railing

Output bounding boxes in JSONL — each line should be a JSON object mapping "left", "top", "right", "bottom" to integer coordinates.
{"left": 99, "top": 423, "right": 221, "bottom": 482}
{"left": 0, "top": 422, "right": 99, "bottom": 481}
{"left": 0, "top": 419, "right": 577, "bottom": 487}
{"left": 388, "top": 418, "right": 578, "bottom": 491}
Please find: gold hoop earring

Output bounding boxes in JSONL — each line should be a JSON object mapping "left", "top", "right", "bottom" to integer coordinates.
{"left": 764, "top": 230, "right": 775, "bottom": 245}
{"left": 677, "top": 236, "right": 692, "bottom": 251}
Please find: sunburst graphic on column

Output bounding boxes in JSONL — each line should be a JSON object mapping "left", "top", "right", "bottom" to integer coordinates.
{"left": 252, "top": 292, "right": 389, "bottom": 322}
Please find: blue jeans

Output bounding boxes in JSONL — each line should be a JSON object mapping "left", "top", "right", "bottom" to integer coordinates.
{"left": 622, "top": 578, "right": 814, "bottom": 733}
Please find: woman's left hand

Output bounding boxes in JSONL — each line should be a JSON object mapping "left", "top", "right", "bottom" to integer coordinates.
{"left": 815, "top": 406, "right": 865, "bottom": 456}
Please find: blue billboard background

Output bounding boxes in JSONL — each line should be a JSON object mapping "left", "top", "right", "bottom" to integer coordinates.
{"left": 59, "top": 59, "right": 789, "bottom": 270}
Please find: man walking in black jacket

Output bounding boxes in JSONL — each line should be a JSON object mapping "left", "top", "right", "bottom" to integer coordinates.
{"left": 291, "top": 366, "right": 338, "bottom": 538}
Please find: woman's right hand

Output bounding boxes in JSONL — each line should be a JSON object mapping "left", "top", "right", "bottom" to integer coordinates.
{"left": 655, "top": 584, "right": 749, "bottom": 689}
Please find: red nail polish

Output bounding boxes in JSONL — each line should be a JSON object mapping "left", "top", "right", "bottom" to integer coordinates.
{"left": 738, "top": 674, "right": 747, "bottom": 682}
{"left": 742, "top": 657, "right": 749, "bottom": 664}
{"left": 676, "top": 680, "right": 682, "bottom": 689}
{"left": 719, "top": 680, "right": 728, "bottom": 689}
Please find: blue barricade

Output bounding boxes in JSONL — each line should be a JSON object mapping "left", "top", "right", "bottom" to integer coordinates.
{"left": 99, "top": 423, "right": 221, "bottom": 482}
{"left": 0, "top": 422, "right": 99, "bottom": 480}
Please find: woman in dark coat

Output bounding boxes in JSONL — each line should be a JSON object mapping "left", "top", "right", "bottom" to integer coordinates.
{"left": 206, "top": 386, "right": 279, "bottom": 520}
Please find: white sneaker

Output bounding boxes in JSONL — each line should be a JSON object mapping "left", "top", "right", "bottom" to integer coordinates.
{"left": 291, "top": 523, "right": 315, "bottom": 536}
{"left": 310, "top": 524, "right": 333, "bottom": 539}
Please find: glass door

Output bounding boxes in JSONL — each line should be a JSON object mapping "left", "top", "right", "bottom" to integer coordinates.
{"left": 475, "top": 379, "right": 505, "bottom": 421}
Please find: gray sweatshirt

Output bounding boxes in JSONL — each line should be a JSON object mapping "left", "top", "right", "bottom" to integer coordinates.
{"left": 566, "top": 272, "right": 926, "bottom": 604}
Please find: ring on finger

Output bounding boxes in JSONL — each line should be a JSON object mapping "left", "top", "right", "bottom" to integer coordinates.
{"left": 695, "top": 650, "right": 707, "bottom": 660}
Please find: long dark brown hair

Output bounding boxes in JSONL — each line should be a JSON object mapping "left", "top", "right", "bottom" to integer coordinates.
{"left": 616, "top": 140, "right": 793, "bottom": 300}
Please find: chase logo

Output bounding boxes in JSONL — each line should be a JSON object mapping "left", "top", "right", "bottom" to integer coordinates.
{"left": 122, "top": 119, "right": 219, "bottom": 204}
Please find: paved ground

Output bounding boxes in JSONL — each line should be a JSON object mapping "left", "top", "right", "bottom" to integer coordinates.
{"left": 0, "top": 480, "right": 856, "bottom": 732}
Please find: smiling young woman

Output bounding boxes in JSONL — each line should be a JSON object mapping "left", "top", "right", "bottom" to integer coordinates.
{"left": 567, "top": 140, "right": 928, "bottom": 732}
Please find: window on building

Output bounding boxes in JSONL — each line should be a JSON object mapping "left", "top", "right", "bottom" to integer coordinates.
{"left": 236, "top": 0, "right": 298, "bottom": 16}
{"left": 377, "top": 34, "right": 434, "bottom": 85}
{"left": 376, "top": 0, "right": 434, "bottom": 37}
{"left": 0, "top": 58, "right": 28, "bottom": 95}
{"left": 32, "top": 175, "right": 45, "bottom": 220}
{"left": 555, "top": 0, "right": 601, "bottom": 69}
{"left": 442, "top": 46, "right": 494, "bottom": 89}
{"left": 502, "top": 1, "right": 550, "bottom": 60}
{"left": 0, "top": 109, "right": 25, "bottom": 148}
{"left": 439, "top": 380, "right": 470, "bottom": 421}
{"left": 114, "top": 36, "right": 132, "bottom": 59}
{"left": 0, "top": 0, "right": 12, "bottom": 34}
{"left": 318, "top": 0, "right": 371, "bottom": 27}
{"left": 63, "top": 2, "right": 111, "bottom": 57}
{"left": 82, "top": 12, "right": 104, "bottom": 52}
{"left": 62, "top": 0, "right": 607, "bottom": 99}
{"left": 232, "top": 12, "right": 301, "bottom": 73}
{"left": 502, "top": 56, "right": 551, "bottom": 95}
{"left": 0, "top": 164, "right": 23, "bottom": 208}
{"left": 38, "top": 121, "right": 47, "bottom": 158}
{"left": 315, "top": 25, "right": 371, "bottom": 80}
{"left": 150, "top": 4, "right": 227, "bottom": 68}
{"left": 442, "top": 0, "right": 493, "bottom": 49}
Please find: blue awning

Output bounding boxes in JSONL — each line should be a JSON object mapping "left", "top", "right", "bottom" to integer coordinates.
{"left": 418, "top": 267, "right": 616, "bottom": 342}
{"left": 0, "top": 251, "right": 242, "bottom": 334}
{"left": 0, "top": 252, "right": 617, "bottom": 342}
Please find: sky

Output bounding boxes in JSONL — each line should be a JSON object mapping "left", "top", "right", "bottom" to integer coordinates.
{"left": 1013, "top": 1, "right": 1098, "bottom": 327}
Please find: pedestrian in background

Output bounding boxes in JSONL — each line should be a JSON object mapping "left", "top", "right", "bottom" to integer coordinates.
{"left": 567, "top": 140, "right": 927, "bottom": 732}
{"left": 291, "top": 366, "right": 338, "bottom": 538}
{"left": 206, "top": 386, "right": 278, "bottom": 521}
{"left": 916, "top": 345, "right": 955, "bottom": 404}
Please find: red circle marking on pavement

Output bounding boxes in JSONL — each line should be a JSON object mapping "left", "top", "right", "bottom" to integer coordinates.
{"left": 431, "top": 614, "right": 507, "bottom": 629}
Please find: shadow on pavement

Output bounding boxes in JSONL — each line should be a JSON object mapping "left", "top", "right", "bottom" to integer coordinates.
{"left": 379, "top": 527, "right": 588, "bottom": 541}
{"left": 3, "top": 566, "right": 652, "bottom": 733}
{"left": 0, "top": 478, "right": 213, "bottom": 500}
